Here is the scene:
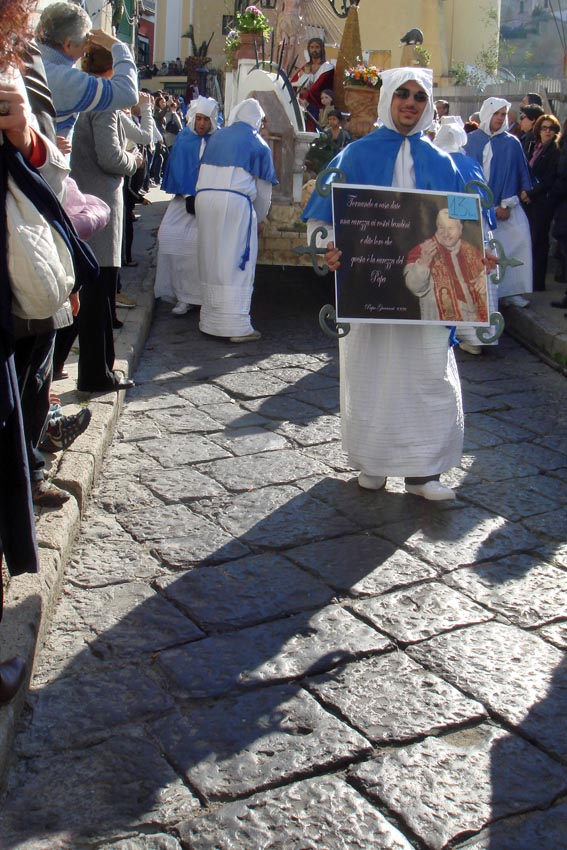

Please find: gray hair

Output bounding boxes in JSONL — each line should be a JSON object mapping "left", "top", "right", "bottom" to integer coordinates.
{"left": 36, "top": 2, "right": 92, "bottom": 49}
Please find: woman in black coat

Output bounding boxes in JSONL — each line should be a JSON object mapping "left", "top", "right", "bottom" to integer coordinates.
{"left": 550, "top": 117, "right": 567, "bottom": 307}
{"left": 521, "top": 113, "right": 561, "bottom": 291}
{"left": 0, "top": 0, "right": 41, "bottom": 705}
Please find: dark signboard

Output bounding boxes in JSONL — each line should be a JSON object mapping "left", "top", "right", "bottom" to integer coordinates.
{"left": 331, "top": 184, "right": 488, "bottom": 326}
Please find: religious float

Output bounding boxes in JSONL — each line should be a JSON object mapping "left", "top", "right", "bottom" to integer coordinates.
{"left": 222, "top": 3, "right": 506, "bottom": 344}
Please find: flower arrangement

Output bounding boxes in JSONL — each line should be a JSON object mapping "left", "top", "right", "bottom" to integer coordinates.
{"left": 414, "top": 45, "right": 431, "bottom": 67}
{"left": 234, "top": 5, "right": 271, "bottom": 35}
{"left": 344, "top": 62, "right": 382, "bottom": 88}
{"left": 224, "top": 5, "right": 272, "bottom": 66}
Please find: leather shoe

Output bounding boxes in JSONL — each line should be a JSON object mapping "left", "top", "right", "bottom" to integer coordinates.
{"left": 551, "top": 296, "right": 567, "bottom": 309}
{"left": 0, "top": 657, "right": 27, "bottom": 705}
{"left": 114, "top": 379, "right": 135, "bottom": 390}
{"left": 32, "top": 479, "right": 72, "bottom": 507}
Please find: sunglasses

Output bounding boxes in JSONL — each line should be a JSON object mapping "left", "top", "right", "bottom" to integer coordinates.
{"left": 540, "top": 125, "right": 558, "bottom": 132}
{"left": 393, "top": 87, "right": 429, "bottom": 103}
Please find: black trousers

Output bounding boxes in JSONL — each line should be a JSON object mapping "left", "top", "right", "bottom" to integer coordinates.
{"left": 77, "top": 267, "right": 119, "bottom": 392}
{"left": 14, "top": 330, "right": 55, "bottom": 482}
{"left": 527, "top": 201, "right": 554, "bottom": 292}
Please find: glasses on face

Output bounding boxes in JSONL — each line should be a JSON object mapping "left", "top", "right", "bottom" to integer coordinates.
{"left": 540, "top": 125, "right": 557, "bottom": 132}
{"left": 393, "top": 87, "right": 429, "bottom": 103}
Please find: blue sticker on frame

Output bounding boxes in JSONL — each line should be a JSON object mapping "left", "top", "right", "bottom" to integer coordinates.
{"left": 448, "top": 194, "right": 479, "bottom": 221}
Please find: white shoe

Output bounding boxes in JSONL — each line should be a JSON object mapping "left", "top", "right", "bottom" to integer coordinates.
{"left": 358, "top": 472, "right": 386, "bottom": 490}
{"left": 502, "top": 295, "right": 529, "bottom": 308}
{"left": 172, "top": 302, "right": 190, "bottom": 315}
{"left": 405, "top": 481, "right": 456, "bottom": 501}
{"left": 459, "top": 342, "right": 482, "bottom": 355}
{"left": 229, "top": 330, "right": 262, "bottom": 342}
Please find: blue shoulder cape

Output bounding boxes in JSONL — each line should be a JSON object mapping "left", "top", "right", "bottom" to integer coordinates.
{"left": 200, "top": 122, "right": 278, "bottom": 185}
{"left": 303, "top": 126, "right": 463, "bottom": 222}
{"left": 464, "top": 129, "right": 533, "bottom": 205}
{"left": 450, "top": 151, "right": 497, "bottom": 230}
{"left": 161, "top": 127, "right": 208, "bottom": 195}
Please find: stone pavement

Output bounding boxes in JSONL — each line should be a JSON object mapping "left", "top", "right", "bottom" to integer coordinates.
{"left": 0, "top": 191, "right": 567, "bottom": 849}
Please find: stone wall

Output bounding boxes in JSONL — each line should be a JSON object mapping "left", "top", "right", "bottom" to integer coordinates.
{"left": 258, "top": 202, "right": 312, "bottom": 267}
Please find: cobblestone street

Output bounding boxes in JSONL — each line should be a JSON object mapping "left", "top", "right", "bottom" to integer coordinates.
{"left": 1, "top": 265, "right": 567, "bottom": 850}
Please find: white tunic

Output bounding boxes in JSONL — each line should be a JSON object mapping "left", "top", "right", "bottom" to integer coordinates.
{"left": 155, "top": 196, "right": 202, "bottom": 305}
{"left": 482, "top": 143, "right": 533, "bottom": 299}
{"left": 196, "top": 164, "right": 272, "bottom": 337}
{"left": 488, "top": 204, "right": 533, "bottom": 298}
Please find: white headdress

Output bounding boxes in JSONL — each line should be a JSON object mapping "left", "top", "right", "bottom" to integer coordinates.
{"left": 434, "top": 115, "right": 467, "bottom": 153}
{"left": 187, "top": 95, "right": 219, "bottom": 133}
{"left": 227, "top": 98, "right": 264, "bottom": 131}
{"left": 377, "top": 67, "right": 434, "bottom": 135}
{"left": 479, "top": 97, "right": 510, "bottom": 136}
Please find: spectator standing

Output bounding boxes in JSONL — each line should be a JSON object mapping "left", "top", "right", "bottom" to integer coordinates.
{"left": 120, "top": 92, "right": 154, "bottom": 268}
{"left": 163, "top": 101, "right": 183, "bottom": 149}
{"left": 521, "top": 114, "right": 561, "bottom": 292}
{"left": 36, "top": 1, "right": 138, "bottom": 140}
{"left": 551, "top": 117, "right": 567, "bottom": 307}
{"left": 71, "top": 43, "right": 141, "bottom": 392}
{"left": 0, "top": 0, "right": 45, "bottom": 703}
{"left": 519, "top": 104, "right": 544, "bottom": 159}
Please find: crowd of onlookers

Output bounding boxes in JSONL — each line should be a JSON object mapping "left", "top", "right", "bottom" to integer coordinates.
{"left": 0, "top": 0, "right": 188, "bottom": 703}
{"left": 138, "top": 58, "right": 186, "bottom": 79}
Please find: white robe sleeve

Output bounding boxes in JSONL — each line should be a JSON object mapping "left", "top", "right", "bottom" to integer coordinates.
{"left": 253, "top": 177, "right": 272, "bottom": 223}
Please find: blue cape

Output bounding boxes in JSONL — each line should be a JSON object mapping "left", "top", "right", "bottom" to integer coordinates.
{"left": 464, "top": 129, "right": 533, "bottom": 205}
{"left": 303, "top": 126, "right": 463, "bottom": 223}
{"left": 161, "top": 127, "right": 209, "bottom": 195}
{"left": 200, "top": 122, "right": 278, "bottom": 185}
{"left": 450, "top": 151, "right": 497, "bottom": 230}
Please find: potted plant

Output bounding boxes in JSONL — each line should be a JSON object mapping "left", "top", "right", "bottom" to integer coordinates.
{"left": 343, "top": 61, "right": 382, "bottom": 138}
{"left": 225, "top": 5, "right": 272, "bottom": 67}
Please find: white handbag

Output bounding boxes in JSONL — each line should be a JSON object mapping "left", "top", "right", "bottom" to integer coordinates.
{"left": 6, "top": 175, "right": 75, "bottom": 320}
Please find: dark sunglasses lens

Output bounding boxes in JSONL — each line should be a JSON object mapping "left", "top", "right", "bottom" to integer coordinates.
{"left": 394, "top": 88, "right": 428, "bottom": 102}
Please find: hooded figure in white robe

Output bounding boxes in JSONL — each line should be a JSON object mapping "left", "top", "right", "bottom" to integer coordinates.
{"left": 465, "top": 97, "right": 533, "bottom": 302}
{"left": 434, "top": 115, "right": 499, "bottom": 352}
{"left": 154, "top": 95, "right": 219, "bottom": 314}
{"left": 303, "top": 67, "right": 466, "bottom": 500}
{"left": 195, "top": 98, "right": 278, "bottom": 341}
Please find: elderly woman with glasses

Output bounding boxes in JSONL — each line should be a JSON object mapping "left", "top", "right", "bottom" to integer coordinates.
{"left": 520, "top": 114, "right": 561, "bottom": 291}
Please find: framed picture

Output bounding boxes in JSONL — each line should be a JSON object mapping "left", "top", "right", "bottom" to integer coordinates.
{"left": 331, "top": 184, "right": 489, "bottom": 326}
{"left": 222, "top": 14, "right": 234, "bottom": 35}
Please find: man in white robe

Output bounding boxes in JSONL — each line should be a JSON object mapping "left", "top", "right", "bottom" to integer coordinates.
{"left": 303, "top": 68, "right": 466, "bottom": 500}
{"left": 154, "top": 96, "right": 219, "bottom": 315}
{"left": 195, "top": 99, "right": 278, "bottom": 342}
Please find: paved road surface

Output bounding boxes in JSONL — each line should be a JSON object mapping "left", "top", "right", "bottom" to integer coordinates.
{"left": 1, "top": 266, "right": 567, "bottom": 850}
